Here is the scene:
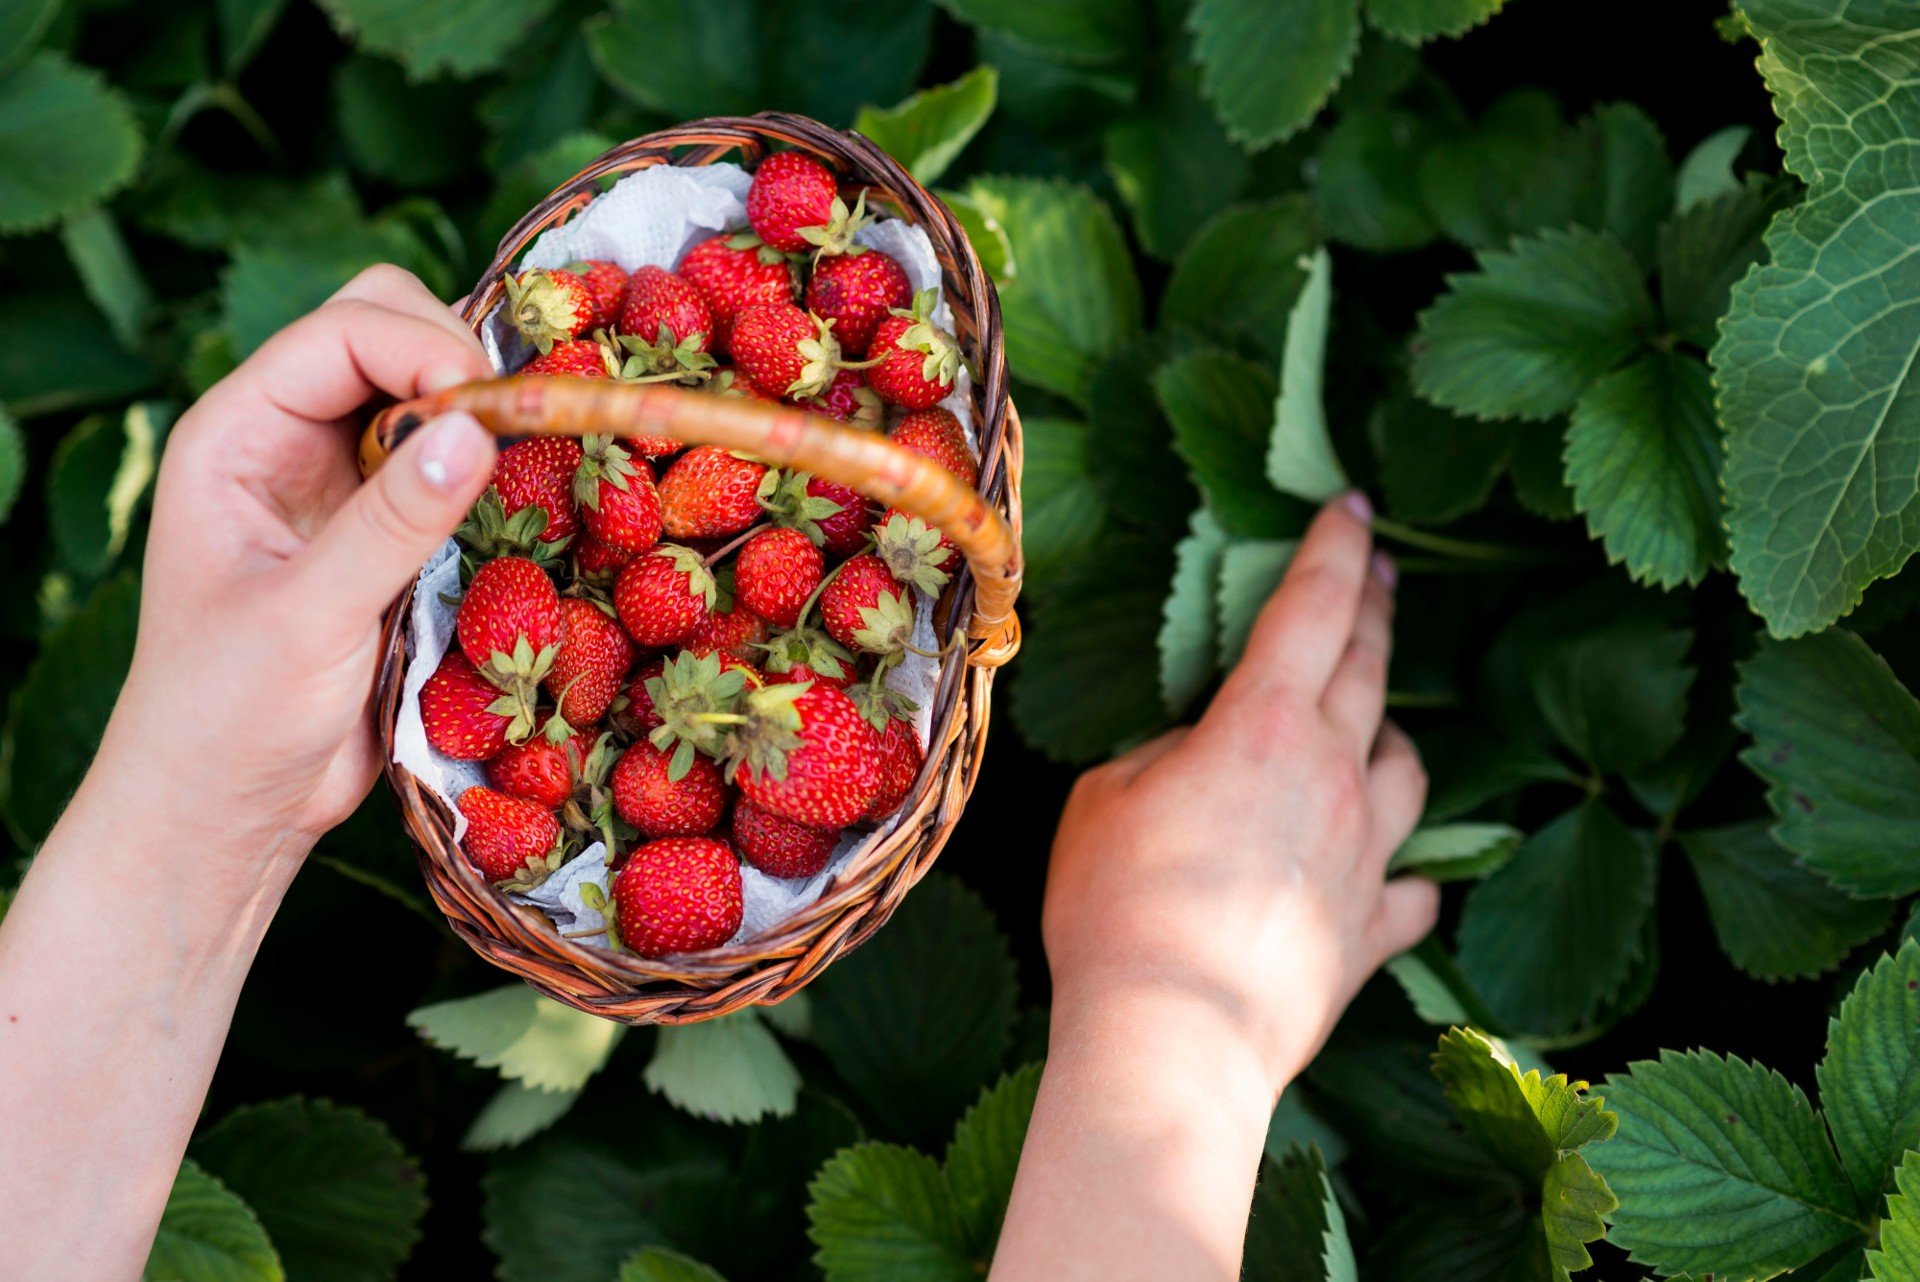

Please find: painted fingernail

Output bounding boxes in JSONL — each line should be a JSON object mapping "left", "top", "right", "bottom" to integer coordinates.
{"left": 415, "top": 412, "right": 489, "bottom": 490}
{"left": 1341, "top": 489, "right": 1374, "bottom": 523}
{"left": 1371, "top": 551, "right": 1398, "bottom": 590}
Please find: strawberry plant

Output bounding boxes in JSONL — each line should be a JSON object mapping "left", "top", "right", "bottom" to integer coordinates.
{"left": 6, "top": 0, "right": 1920, "bottom": 1277}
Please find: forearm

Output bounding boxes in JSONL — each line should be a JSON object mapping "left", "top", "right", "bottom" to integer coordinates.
{"left": 992, "top": 988, "right": 1282, "bottom": 1281}
{"left": 0, "top": 734, "right": 306, "bottom": 1281}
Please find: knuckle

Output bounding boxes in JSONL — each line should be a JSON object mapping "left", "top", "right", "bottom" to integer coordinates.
{"left": 340, "top": 262, "right": 418, "bottom": 299}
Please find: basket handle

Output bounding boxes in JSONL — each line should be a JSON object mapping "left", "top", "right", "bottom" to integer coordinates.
{"left": 362, "top": 376, "right": 1022, "bottom": 667}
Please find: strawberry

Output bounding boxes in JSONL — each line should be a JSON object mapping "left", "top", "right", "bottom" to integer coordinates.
{"left": 821, "top": 553, "right": 920, "bottom": 656}
{"left": 881, "top": 507, "right": 959, "bottom": 574}
{"left": 725, "top": 682, "right": 882, "bottom": 829}
{"left": 805, "top": 249, "right": 911, "bottom": 356}
{"left": 729, "top": 302, "right": 848, "bottom": 400}
{"left": 803, "top": 369, "right": 882, "bottom": 429}
{"left": 566, "top": 259, "right": 628, "bottom": 331}
{"left": 503, "top": 268, "right": 596, "bottom": 354}
{"left": 456, "top": 557, "right": 564, "bottom": 729}
{"left": 420, "top": 651, "right": 519, "bottom": 759}
{"left": 746, "top": 151, "right": 869, "bottom": 255}
{"left": 679, "top": 233, "right": 797, "bottom": 353}
{"left": 621, "top": 657, "right": 668, "bottom": 734}
{"left": 490, "top": 437, "right": 585, "bottom": 544}
{"left": 641, "top": 651, "right": 756, "bottom": 773}
{"left": 757, "top": 469, "right": 873, "bottom": 554}
{"left": 574, "top": 530, "right": 637, "bottom": 578}
{"left": 732, "top": 800, "right": 838, "bottom": 879}
{"left": 543, "top": 598, "right": 635, "bottom": 725}
{"left": 616, "top": 266, "right": 716, "bottom": 378}
{"left": 574, "top": 435, "right": 663, "bottom": 552}
{"left": 888, "top": 406, "right": 977, "bottom": 486}
{"left": 614, "top": 544, "right": 717, "bottom": 647}
{"left": 685, "top": 595, "right": 770, "bottom": 664}
{"left": 486, "top": 717, "right": 592, "bottom": 810}
{"left": 735, "top": 527, "right": 823, "bottom": 629}
{"left": 761, "top": 623, "right": 858, "bottom": 691}
{"left": 612, "top": 741, "right": 726, "bottom": 838}
{"left": 458, "top": 786, "right": 564, "bottom": 884}
{"left": 865, "top": 717, "right": 924, "bottom": 820}
{"left": 867, "top": 289, "right": 960, "bottom": 410}
{"left": 710, "top": 367, "right": 782, "bottom": 403}
{"left": 520, "top": 336, "right": 617, "bottom": 378}
{"left": 613, "top": 837, "right": 743, "bottom": 957}
{"left": 657, "top": 446, "right": 769, "bottom": 539}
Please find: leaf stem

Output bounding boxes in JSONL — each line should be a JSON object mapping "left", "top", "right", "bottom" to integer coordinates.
{"left": 1372, "top": 517, "right": 1567, "bottom": 565}
{"left": 1385, "top": 690, "right": 1460, "bottom": 710}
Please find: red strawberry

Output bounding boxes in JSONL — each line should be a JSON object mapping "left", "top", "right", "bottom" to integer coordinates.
{"left": 657, "top": 446, "right": 769, "bottom": 540}
{"left": 622, "top": 657, "right": 668, "bottom": 734}
{"left": 503, "top": 268, "right": 596, "bottom": 354}
{"left": 746, "top": 152, "right": 868, "bottom": 255}
{"left": 805, "top": 249, "right": 911, "bottom": 356}
{"left": 521, "top": 337, "right": 617, "bottom": 378}
{"left": 685, "top": 597, "right": 770, "bottom": 664}
{"left": 614, "top": 545, "right": 717, "bottom": 647}
{"left": 710, "top": 367, "right": 782, "bottom": 403}
{"left": 458, "top": 786, "right": 563, "bottom": 883}
{"left": 803, "top": 369, "right": 882, "bottom": 429}
{"left": 764, "top": 659, "right": 855, "bottom": 692}
{"left": 735, "top": 527, "right": 823, "bottom": 629}
{"left": 888, "top": 406, "right": 977, "bottom": 486}
{"left": 420, "top": 651, "right": 517, "bottom": 759}
{"left": 574, "top": 530, "right": 637, "bottom": 578}
{"left": 729, "top": 302, "right": 848, "bottom": 400}
{"left": 566, "top": 259, "right": 628, "bottom": 330}
{"left": 756, "top": 470, "right": 873, "bottom": 554}
{"left": 613, "top": 836, "right": 743, "bottom": 957}
{"left": 679, "top": 233, "right": 797, "bottom": 353}
{"left": 821, "top": 553, "right": 919, "bottom": 655}
{"left": 865, "top": 718, "right": 924, "bottom": 820}
{"left": 491, "top": 437, "right": 585, "bottom": 545}
{"left": 544, "top": 598, "right": 635, "bottom": 725}
{"left": 867, "top": 290, "right": 959, "bottom": 410}
{"left": 612, "top": 741, "right": 726, "bottom": 838}
{"left": 732, "top": 800, "right": 838, "bottom": 879}
{"left": 456, "top": 557, "right": 564, "bottom": 726}
{"left": 617, "top": 266, "right": 716, "bottom": 378}
{"left": 486, "top": 717, "right": 592, "bottom": 810}
{"left": 574, "top": 436, "right": 663, "bottom": 552}
{"left": 761, "top": 625, "right": 858, "bottom": 689}
{"left": 726, "top": 683, "right": 882, "bottom": 829}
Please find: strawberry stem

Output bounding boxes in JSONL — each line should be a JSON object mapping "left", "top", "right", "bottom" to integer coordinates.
{"left": 1370, "top": 516, "right": 1569, "bottom": 565}
{"left": 703, "top": 522, "right": 770, "bottom": 568}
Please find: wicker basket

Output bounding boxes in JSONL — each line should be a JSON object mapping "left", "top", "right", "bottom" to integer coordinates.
{"left": 358, "top": 113, "right": 1022, "bottom": 1025}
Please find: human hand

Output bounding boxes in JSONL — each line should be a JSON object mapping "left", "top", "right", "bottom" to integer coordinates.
{"left": 98, "top": 265, "right": 498, "bottom": 885}
{"left": 1041, "top": 492, "right": 1437, "bottom": 1099}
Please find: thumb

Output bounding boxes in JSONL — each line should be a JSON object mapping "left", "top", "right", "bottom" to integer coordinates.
{"left": 297, "top": 412, "right": 496, "bottom": 626}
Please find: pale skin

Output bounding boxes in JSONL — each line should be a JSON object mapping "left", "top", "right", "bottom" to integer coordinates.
{"left": 0, "top": 267, "right": 1434, "bottom": 1281}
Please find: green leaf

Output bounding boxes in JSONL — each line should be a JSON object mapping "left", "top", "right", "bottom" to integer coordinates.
{"left": 1682, "top": 822, "right": 1889, "bottom": 984}
{"left": 315, "top": 0, "right": 561, "bottom": 78}
{"left": 1529, "top": 611, "right": 1693, "bottom": 774}
{"left": 1081, "top": 343, "right": 1196, "bottom": 539}
{"left": 933, "top": 0, "right": 1141, "bottom": 66}
{"left": 1217, "top": 539, "right": 1299, "bottom": 668}
{"left": 140, "top": 162, "right": 365, "bottom": 254}
{"left": 1737, "top": 630, "right": 1920, "bottom": 897}
{"left": 332, "top": 55, "right": 477, "bottom": 187}
{"left": 945, "top": 1063, "right": 1042, "bottom": 1256}
{"left": 1508, "top": 421, "right": 1577, "bottom": 519}
{"left": 0, "top": 54, "right": 142, "bottom": 235}
{"left": 643, "top": 1011, "right": 801, "bottom": 1125}
{"left": 1160, "top": 198, "right": 1319, "bottom": 367}
{"left": 218, "top": 0, "right": 289, "bottom": 74}
{"left": 1157, "top": 348, "right": 1291, "bottom": 539}
{"left": 1542, "top": 1151, "right": 1618, "bottom": 1277}
{"left": 1456, "top": 803, "right": 1658, "bottom": 1036}
{"left": 1308, "top": 1041, "right": 1512, "bottom": 1187}
{"left": 220, "top": 218, "right": 445, "bottom": 357}
{"left": 1388, "top": 823, "right": 1522, "bottom": 882}
{"left": 61, "top": 206, "right": 153, "bottom": 349}
{"left": 0, "top": 405, "right": 24, "bottom": 526}
{"left": 1658, "top": 176, "right": 1784, "bottom": 349}
{"left": 1190, "top": 0, "right": 1361, "bottom": 148}
{"left": 407, "top": 985, "right": 624, "bottom": 1093}
{"left": 1715, "top": 2, "right": 1920, "bottom": 638}
{"left": 0, "top": 0, "right": 59, "bottom": 74}
{"left": 144, "top": 1159, "right": 283, "bottom": 1282}
{"left": 0, "top": 571, "right": 138, "bottom": 848}
{"left": 1675, "top": 124, "right": 1752, "bottom": 211}
{"left": 1312, "top": 107, "right": 1438, "bottom": 252}
{"left": 1373, "top": 394, "right": 1514, "bottom": 525}
{"left": 1418, "top": 725, "right": 1581, "bottom": 823}
{"left": 1362, "top": 0, "right": 1505, "bottom": 41}
{"left": 1385, "top": 941, "right": 1507, "bottom": 1030}
{"left": 1870, "top": 1152, "right": 1920, "bottom": 1282}
{"left": 192, "top": 1098, "right": 425, "bottom": 1282}
{"left": 1266, "top": 1093, "right": 1349, "bottom": 1171}
{"left": 1591, "top": 1050, "right": 1864, "bottom": 1281}
{"left": 617, "top": 1249, "right": 728, "bottom": 1282}
{"left": 1411, "top": 226, "right": 1655, "bottom": 422}
{"left": 1432, "top": 1027, "right": 1617, "bottom": 1181}
{"left": 806, "top": 1144, "right": 973, "bottom": 1282}
{"left": 1103, "top": 69, "right": 1249, "bottom": 260}
{"left": 1268, "top": 248, "right": 1349, "bottom": 503}
{"left": 1018, "top": 416, "right": 1107, "bottom": 583}
{"left": 1242, "top": 1146, "right": 1335, "bottom": 1282}
{"left": 1417, "top": 88, "right": 1569, "bottom": 251}
{"left": 1818, "top": 941, "right": 1920, "bottom": 1213}
{"left": 1159, "top": 509, "right": 1231, "bottom": 716}
{"left": 462, "top": 1082, "right": 582, "bottom": 1152}
{"left": 1564, "top": 349, "right": 1724, "bottom": 589}
{"left": 854, "top": 66, "right": 997, "bottom": 186}
{"left": 1564, "top": 103, "right": 1674, "bottom": 268}
{"left": 809, "top": 876, "right": 1016, "bottom": 1144}
{"left": 937, "top": 189, "right": 1012, "bottom": 282}
{"left": 47, "top": 403, "right": 161, "bottom": 577}
{"left": 963, "top": 176, "right": 1141, "bottom": 405}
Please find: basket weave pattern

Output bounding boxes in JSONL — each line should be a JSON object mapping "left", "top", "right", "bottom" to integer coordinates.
{"left": 368, "top": 113, "right": 1022, "bottom": 1025}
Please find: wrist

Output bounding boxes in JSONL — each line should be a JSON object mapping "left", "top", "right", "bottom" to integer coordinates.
{"left": 1047, "top": 979, "right": 1285, "bottom": 1119}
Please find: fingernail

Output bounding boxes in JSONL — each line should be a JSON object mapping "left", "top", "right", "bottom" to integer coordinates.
{"left": 415, "top": 412, "right": 489, "bottom": 490}
{"left": 1341, "top": 490, "right": 1374, "bottom": 523}
{"left": 1371, "top": 551, "right": 1398, "bottom": 590}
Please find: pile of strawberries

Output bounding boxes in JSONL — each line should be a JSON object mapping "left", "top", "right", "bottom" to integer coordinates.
{"left": 418, "top": 151, "right": 978, "bottom": 960}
